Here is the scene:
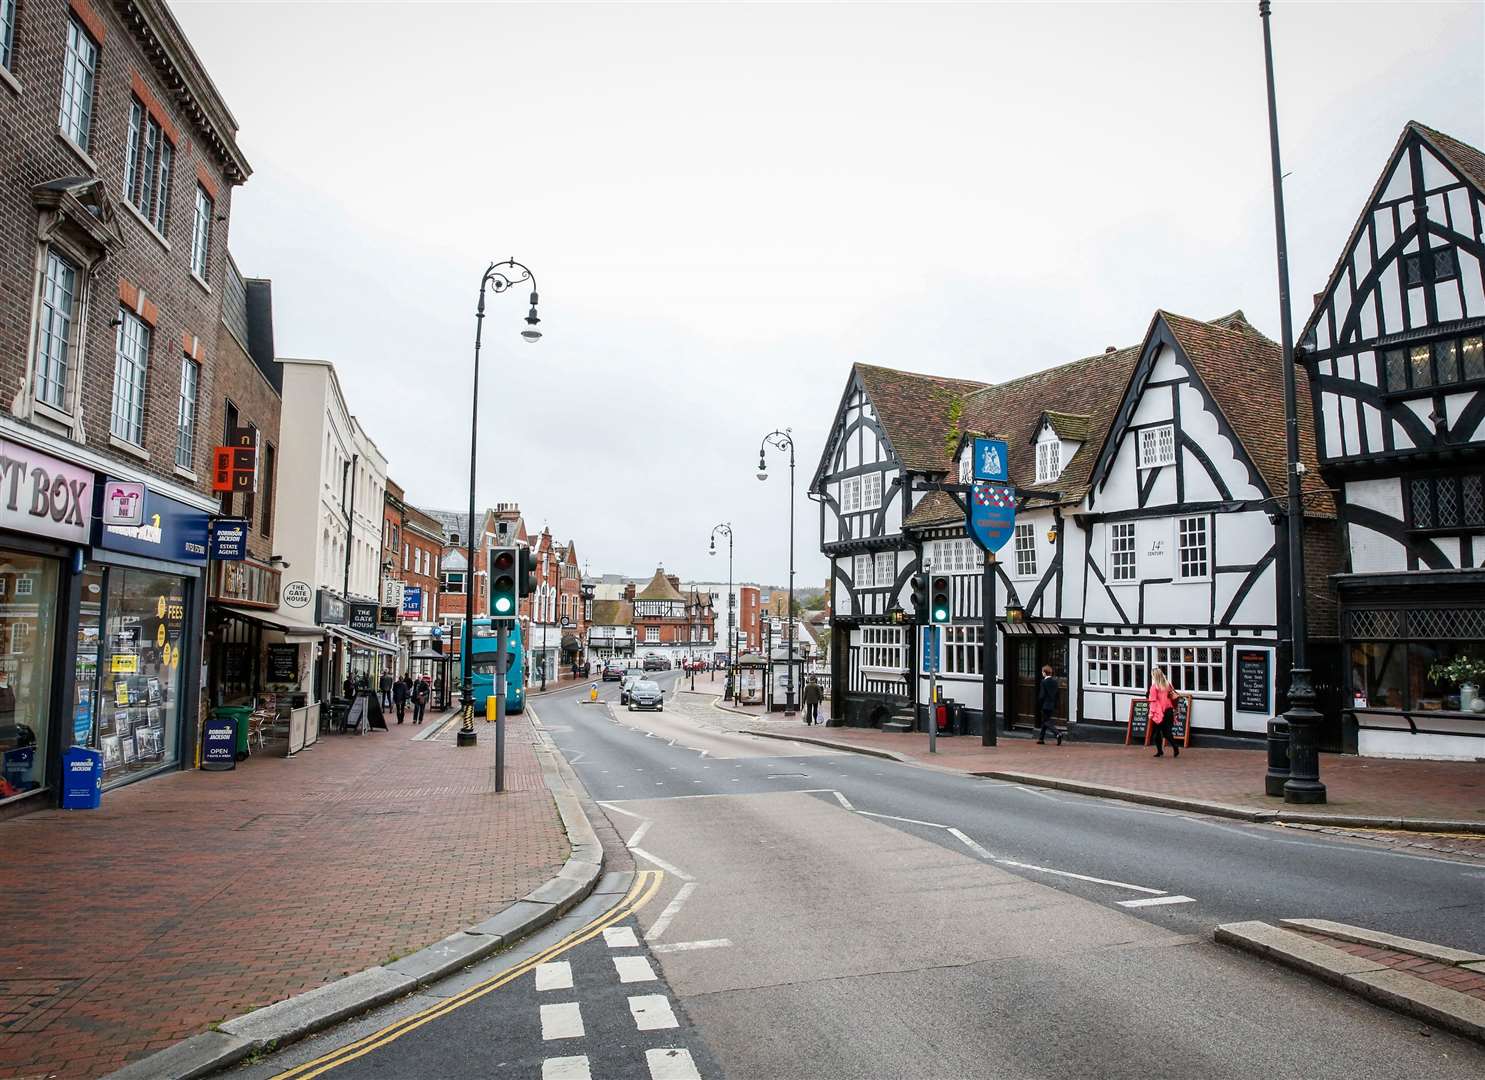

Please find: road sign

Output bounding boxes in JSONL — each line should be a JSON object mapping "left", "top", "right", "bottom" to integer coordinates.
{"left": 972, "top": 438, "right": 1009, "bottom": 482}
{"left": 922, "top": 625, "right": 939, "bottom": 673}
{"left": 967, "top": 481, "right": 1016, "bottom": 553}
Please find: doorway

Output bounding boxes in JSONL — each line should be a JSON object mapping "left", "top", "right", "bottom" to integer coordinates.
{"left": 1008, "top": 634, "right": 1068, "bottom": 728}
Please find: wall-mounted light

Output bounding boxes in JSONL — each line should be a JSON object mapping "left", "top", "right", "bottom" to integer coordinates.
{"left": 1046, "top": 526, "right": 1058, "bottom": 544}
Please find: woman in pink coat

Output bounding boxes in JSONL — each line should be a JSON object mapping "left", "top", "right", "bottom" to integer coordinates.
{"left": 1147, "top": 668, "right": 1179, "bottom": 758}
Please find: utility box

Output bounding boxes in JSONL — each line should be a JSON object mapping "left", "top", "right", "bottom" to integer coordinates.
{"left": 61, "top": 746, "right": 103, "bottom": 810}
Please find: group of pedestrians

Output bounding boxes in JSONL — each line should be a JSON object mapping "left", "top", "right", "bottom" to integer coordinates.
{"left": 382, "top": 671, "right": 429, "bottom": 725}
{"left": 1037, "top": 664, "right": 1182, "bottom": 758}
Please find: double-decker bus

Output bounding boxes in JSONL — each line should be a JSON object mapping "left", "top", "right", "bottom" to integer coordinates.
{"left": 463, "top": 619, "right": 526, "bottom": 714}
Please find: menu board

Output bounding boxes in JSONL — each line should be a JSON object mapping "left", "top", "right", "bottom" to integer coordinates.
{"left": 267, "top": 644, "right": 298, "bottom": 683}
{"left": 1126, "top": 700, "right": 1149, "bottom": 744}
{"left": 1236, "top": 650, "right": 1270, "bottom": 713}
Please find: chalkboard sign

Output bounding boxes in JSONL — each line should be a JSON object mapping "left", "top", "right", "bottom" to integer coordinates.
{"left": 201, "top": 716, "right": 236, "bottom": 771}
{"left": 1235, "top": 650, "right": 1270, "bottom": 713}
{"left": 1126, "top": 700, "right": 1150, "bottom": 744}
{"left": 267, "top": 644, "right": 298, "bottom": 683}
{"left": 1169, "top": 694, "right": 1193, "bottom": 745}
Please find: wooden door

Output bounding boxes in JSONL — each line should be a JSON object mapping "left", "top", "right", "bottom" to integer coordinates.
{"left": 1012, "top": 640, "right": 1040, "bottom": 726}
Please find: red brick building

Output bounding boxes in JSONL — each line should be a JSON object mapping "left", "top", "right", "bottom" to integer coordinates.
{"left": 630, "top": 568, "right": 715, "bottom": 665}
{"left": 738, "top": 585, "right": 762, "bottom": 654}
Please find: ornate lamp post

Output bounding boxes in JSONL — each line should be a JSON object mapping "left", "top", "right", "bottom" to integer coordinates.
{"left": 709, "top": 523, "right": 734, "bottom": 700}
{"left": 459, "top": 259, "right": 541, "bottom": 748}
{"left": 756, "top": 430, "right": 796, "bottom": 713}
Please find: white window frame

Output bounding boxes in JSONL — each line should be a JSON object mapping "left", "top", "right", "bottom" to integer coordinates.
{"left": 853, "top": 554, "right": 873, "bottom": 588}
{"left": 860, "top": 626, "right": 904, "bottom": 672}
{"left": 1, "top": 0, "right": 17, "bottom": 72}
{"left": 175, "top": 356, "right": 199, "bottom": 469}
{"left": 1176, "top": 515, "right": 1210, "bottom": 581}
{"left": 111, "top": 309, "right": 151, "bottom": 446}
{"left": 191, "top": 185, "right": 213, "bottom": 280}
{"left": 1153, "top": 644, "right": 1225, "bottom": 697}
{"left": 1083, "top": 643, "right": 1148, "bottom": 691}
{"left": 645, "top": 626, "right": 660, "bottom": 643}
{"left": 861, "top": 471, "right": 884, "bottom": 511}
{"left": 874, "top": 551, "right": 895, "bottom": 589}
{"left": 13, "top": 577, "right": 30, "bottom": 597}
{"left": 957, "top": 452, "right": 972, "bottom": 485}
{"left": 1138, "top": 424, "right": 1176, "bottom": 469}
{"left": 124, "top": 98, "right": 174, "bottom": 236}
{"left": 35, "top": 249, "right": 79, "bottom": 411}
{"left": 59, "top": 17, "right": 98, "bottom": 151}
{"left": 1035, "top": 440, "right": 1061, "bottom": 484}
{"left": 1013, "top": 522, "right": 1037, "bottom": 579}
{"left": 942, "top": 624, "right": 982, "bottom": 675}
{"left": 440, "top": 571, "right": 466, "bottom": 594}
{"left": 840, "top": 476, "right": 861, "bottom": 514}
{"left": 1108, "top": 522, "right": 1137, "bottom": 582}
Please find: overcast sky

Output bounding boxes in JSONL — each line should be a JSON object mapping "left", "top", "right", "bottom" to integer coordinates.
{"left": 171, "top": 0, "right": 1482, "bottom": 589}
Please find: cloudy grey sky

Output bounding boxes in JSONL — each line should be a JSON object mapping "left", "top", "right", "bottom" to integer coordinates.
{"left": 172, "top": 0, "right": 1482, "bottom": 588}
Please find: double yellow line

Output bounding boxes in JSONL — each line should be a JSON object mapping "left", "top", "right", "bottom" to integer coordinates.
{"left": 273, "top": 870, "right": 664, "bottom": 1079}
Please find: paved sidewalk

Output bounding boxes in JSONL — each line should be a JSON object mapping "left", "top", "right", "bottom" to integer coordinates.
{"left": 687, "top": 690, "right": 1485, "bottom": 829}
{"left": 0, "top": 710, "right": 568, "bottom": 1079}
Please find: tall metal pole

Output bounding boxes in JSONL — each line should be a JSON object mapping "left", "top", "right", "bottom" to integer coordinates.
{"left": 1259, "top": 0, "right": 1324, "bottom": 803}
{"left": 493, "top": 623, "right": 508, "bottom": 791}
{"left": 925, "top": 557, "right": 937, "bottom": 754}
{"left": 981, "top": 551, "right": 998, "bottom": 746}
{"left": 787, "top": 440, "right": 796, "bottom": 713}
{"left": 459, "top": 275, "right": 488, "bottom": 748}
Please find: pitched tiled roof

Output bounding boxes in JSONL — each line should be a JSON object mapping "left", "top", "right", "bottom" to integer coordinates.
{"left": 903, "top": 490, "right": 961, "bottom": 528}
{"left": 854, "top": 363, "right": 987, "bottom": 474}
{"left": 1414, "top": 121, "right": 1485, "bottom": 192}
{"left": 635, "top": 568, "right": 684, "bottom": 602}
{"left": 1040, "top": 411, "right": 1092, "bottom": 443}
{"left": 590, "top": 599, "right": 633, "bottom": 626}
{"left": 1160, "top": 310, "right": 1333, "bottom": 516}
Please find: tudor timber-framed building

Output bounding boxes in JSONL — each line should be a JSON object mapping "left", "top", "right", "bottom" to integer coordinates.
{"left": 1300, "top": 122, "right": 1485, "bottom": 761}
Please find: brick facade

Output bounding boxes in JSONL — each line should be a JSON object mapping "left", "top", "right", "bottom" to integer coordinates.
{"left": 213, "top": 263, "right": 278, "bottom": 563}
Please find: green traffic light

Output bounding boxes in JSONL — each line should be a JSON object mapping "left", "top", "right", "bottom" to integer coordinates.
{"left": 933, "top": 607, "right": 948, "bottom": 621}
{"left": 494, "top": 597, "right": 513, "bottom": 614}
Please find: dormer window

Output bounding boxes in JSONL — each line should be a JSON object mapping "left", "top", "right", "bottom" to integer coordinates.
{"left": 958, "top": 451, "right": 972, "bottom": 485}
{"left": 1036, "top": 441, "right": 1061, "bottom": 484}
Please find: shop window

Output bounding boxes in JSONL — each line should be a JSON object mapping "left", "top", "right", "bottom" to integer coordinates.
{"left": 860, "top": 626, "right": 904, "bottom": 672}
{"left": 1084, "top": 643, "right": 1146, "bottom": 691}
{"left": 0, "top": 554, "right": 60, "bottom": 800}
{"left": 943, "top": 625, "right": 982, "bottom": 675}
{"left": 1154, "top": 644, "right": 1225, "bottom": 696}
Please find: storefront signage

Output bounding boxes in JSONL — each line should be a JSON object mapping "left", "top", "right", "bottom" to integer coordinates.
{"left": 972, "top": 438, "right": 1009, "bottom": 482}
{"left": 96, "top": 483, "right": 209, "bottom": 565}
{"left": 379, "top": 605, "right": 398, "bottom": 625}
{"left": 0, "top": 439, "right": 93, "bottom": 542}
{"left": 316, "top": 590, "right": 346, "bottom": 625}
{"left": 401, "top": 586, "right": 423, "bottom": 618}
{"left": 382, "top": 578, "right": 405, "bottom": 607}
{"left": 209, "top": 518, "right": 250, "bottom": 560}
{"left": 101, "top": 481, "right": 146, "bottom": 526}
{"left": 201, "top": 717, "right": 237, "bottom": 771}
{"left": 348, "top": 602, "right": 378, "bottom": 634}
{"left": 1236, "top": 650, "right": 1270, "bottom": 713}
{"left": 211, "top": 426, "right": 259, "bottom": 494}
{"left": 267, "top": 643, "right": 298, "bottom": 682}
{"left": 111, "top": 654, "right": 138, "bottom": 673}
{"left": 283, "top": 581, "right": 312, "bottom": 608}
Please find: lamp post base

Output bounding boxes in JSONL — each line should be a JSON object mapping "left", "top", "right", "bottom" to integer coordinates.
{"left": 456, "top": 728, "right": 478, "bottom": 747}
{"left": 1282, "top": 668, "right": 1326, "bottom": 805}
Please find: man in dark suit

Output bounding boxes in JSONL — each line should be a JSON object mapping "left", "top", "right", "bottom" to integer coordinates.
{"left": 1037, "top": 664, "right": 1063, "bottom": 746}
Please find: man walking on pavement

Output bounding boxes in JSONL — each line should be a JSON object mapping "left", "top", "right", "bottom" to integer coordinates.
{"left": 411, "top": 677, "right": 429, "bottom": 725}
{"left": 393, "top": 673, "right": 410, "bottom": 724}
{"left": 1037, "top": 664, "right": 1063, "bottom": 745}
{"left": 379, "top": 669, "right": 393, "bottom": 709}
{"left": 802, "top": 675, "right": 823, "bottom": 725}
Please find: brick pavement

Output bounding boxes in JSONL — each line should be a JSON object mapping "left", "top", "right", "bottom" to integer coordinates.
{"left": 0, "top": 709, "right": 568, "bottom": 1079}
{"left": 1291, "top": 928, "right": 1485, "bottom": 1003}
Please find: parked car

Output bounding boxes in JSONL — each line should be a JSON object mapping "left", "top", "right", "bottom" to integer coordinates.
{"left": 619, "top": 671, "right": 645, "bottom": 704}
{"left": 602, "top": 661, "right": 626, "bottom": 682}
{"left": 643, "top": 656, "right": 670, "bottom": 672}
{"left": 627, "top": 680, "right": 664, "bottom": 712}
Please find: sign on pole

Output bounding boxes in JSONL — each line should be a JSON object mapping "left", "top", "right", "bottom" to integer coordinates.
{"left": 972, "top": 437, "right": 1009, "bottom": 482}
{"left": 967, "top": 481, "right": 1017, "bottom": 553}
{"left": 921, "top": 625, "right": 939, "bottom": 673}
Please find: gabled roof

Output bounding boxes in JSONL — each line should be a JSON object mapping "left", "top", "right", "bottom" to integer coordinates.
{"left": 590, "top": 599, "right": 633, "bottom": 627}
{"left": 635, "top": 568, "right": 684, "bottom": 602}
{"left": 1037, "top": 411, "right": 1092, "bottom": 443}
{"left": 853, "top": 363, "right": 987, "bottom": 475}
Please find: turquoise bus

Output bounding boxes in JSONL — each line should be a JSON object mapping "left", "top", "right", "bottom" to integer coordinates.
{"left": 463, "top": 619, "right": 526, "bottom": 714}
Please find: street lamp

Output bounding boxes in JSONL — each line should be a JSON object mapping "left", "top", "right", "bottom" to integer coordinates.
{"left": 1258, "top": 1, "right": 1324, "bottom": 803}
{"left": 756, "top": 429, "right": 796, "bottom": 713}
{"left": 710, "top": 523, "right": 734, "bottom": 700}
{"left": 459, "top": 259, "right": 540, "bottom": 748}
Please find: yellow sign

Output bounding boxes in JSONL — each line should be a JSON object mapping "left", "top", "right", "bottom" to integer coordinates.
{"left": 156, "top": 596, "right": 167, "bottom": 619}
{"left": 162, "top": 643, "right": 174, "bottom": 668}
{"left": 115, "top": 681, "right": 129, "bottom": 705}
{"left": 111, "top": 654, "right": 138, "bottom": 674}
{"left": 156, "top": 624, "right": 166, "bottom": 648}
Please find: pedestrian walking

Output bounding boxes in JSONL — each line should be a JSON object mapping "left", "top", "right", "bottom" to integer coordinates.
{"left": 342, "top": 673, "right": 355, "bottom": 701}
{"left": 411, "top": 677, "right": 429, "bottom": 725}
{"left": 393, "top": 672, "right": 410, "bottom": 724}
{"left": 1147, "top": 667, "right": 1179, "bottom": 758}
{"left": 802, "top": 676, "right": 823, "bottom": 725}
{"left": 1036, "top": 664, "right": 1062, "bottom": 745}
{"left": 379, "top": 670, "right": 393, "bottom": 709}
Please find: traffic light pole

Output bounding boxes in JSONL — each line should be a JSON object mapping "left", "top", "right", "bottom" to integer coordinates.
{"left": 494, "top": 623, "right": 508, "bottom": 792}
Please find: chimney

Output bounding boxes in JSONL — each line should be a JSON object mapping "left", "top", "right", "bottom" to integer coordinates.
{"left": 623, "top": 583, "right": 636, "bottom": 601}
{"left": 666, "top": 574, "right": 681, "bottom": 591}
{"left": 1104, "top": 346, "right": 1117, "bottom": 353}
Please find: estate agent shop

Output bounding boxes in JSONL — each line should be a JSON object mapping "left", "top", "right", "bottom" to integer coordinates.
{"left": 0, "top": 437, "right": 210, "bottom": 815}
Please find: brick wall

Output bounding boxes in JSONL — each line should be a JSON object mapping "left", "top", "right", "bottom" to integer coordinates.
{"left": 213, "top": 318, "right": 279, "bottom": 561}
{"left": 1304, "top": 516, "right": 1344, "bottom": 639}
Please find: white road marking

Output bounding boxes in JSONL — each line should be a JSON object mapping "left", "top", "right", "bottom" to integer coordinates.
{"left": 996, "top": 859, "right": 1166, "bottom": 895}
{"left": 631, "top": 847, "right": 696, "bottom": 881}
{"left": 1118, "top": 894, "right": 1196, "bottom": 908}
{"left": 651, "top": 938, "right": 733, "bottom": 954}
{"left": 598, "top": 802, "right": 644, "bottom": 820}
{"left": 627, "top": 820, "right": 652, "bottom": 849}
{"left": 540, "top": 1002, "right": 585, "bottom": 1040}
{"left": 603, "top": 925, "right": 641, "bottom": 948}
{"left": 613, "top": 955, "right": 659, "bottom": 983}
{"left": 646, "top": 881, "right": 697, "bottom": 942}
{"left": 534, "top": 961, "right": 572, "bottom": 991}
{"left": 543, "top": 1055, "right": 592, "bottom": 1080}
{"left": 1016, "top": 784, "right": 1060, "bottom": 801}
{"left": 645, "top": 1048, "right": 702, "bottom": 1080}
{"left": 947, "top": 827, "right": 996, "bottom": 860}
{"left": 832, "top": 790, "right": 854, "bottom": 810}
{"left": 629, "top": 994, "right": 680, "bottom": 1031}
{"left": 857, "top": 810, "right": 950, "bottom": 829}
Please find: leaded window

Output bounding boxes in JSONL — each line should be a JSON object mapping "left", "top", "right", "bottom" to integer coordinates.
{"left": 59, "top": 18, "right": 98, "bottom": 151}
{"left": 111, "top": 311, "right": 151, "bottom": 445}
{"left": 1137, "top": 424, "right": 1175, "bottom": 468}
{"left": 35, "top": 250, "right": 78, "bottom": 409}
{"left": 1109, "top": 522, "right": 1136, "bottom": 582}
{"left": 853, "top": 554, "right": 873, "bottom": 588}
{"left": 1407, "top": 473, "right": 1485, "bottom": 531}
{"left": 1381, "top": 333, "right": 1485, "bottom": 393}
{"left": 861, "top": 472, "right": 883, "bottom": 511}
{"left": 1177, "top": 516, "right": 1209, "bottom": 579}
{"left": 1035, "top": 440, "right": 1061, "bottom": 483}
{"left": 874, "top": 551, "right": 894, "bottom": 587}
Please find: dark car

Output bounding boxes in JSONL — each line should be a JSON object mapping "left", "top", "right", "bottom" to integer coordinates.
{"left": 601, "top": 661, "right": 626, "bottom": 682}
{"left": 618, "top": 669, "right": 645, "bottom": 704}
{"left": 627, "top": 680, "right": 664, "bottom": 712}
{"left": 643, "top": 656, "right": 670, "bottom": 672}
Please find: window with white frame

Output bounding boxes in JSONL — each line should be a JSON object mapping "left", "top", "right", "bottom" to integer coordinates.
{"left": 1154, "top": 644, "right": 1225, "bottom": 695}
{"left": 59, "top": 17, "right": 98, "bottom": 151}
{"left": 1013, "top": 522, "right": 1037, "bottom": 577}
{"left": 403, "top": 545, "right": 411, "bottom": 572}
{"left": 840, "top": 476, "right": 861, "bottom": 513}
{"left": 1109, "top": 522, "right": 1136, "bottom": 582}
{"left": 645, "top": 626, "right": 659, "bottom": 643}
{"left": 440, "top": 572, "right": 465, "bottom": 593}
{"left": 929, "top": 538, "right": 984, "bottom": 575}
{"left": 853, "top": 553, "right": 873, "bottom": 588}
{"left": 1177, "top": 516, "right": 1209, "bottom": 579}
{"left": 861, "top": 471, "right": 883, "bottom": 511}
{"left": 1084, "top": 643, "right": 1148, "bottom": 690}
{"left": 34, "top": 250, "right": 79, "bottom": 410}
{"left": 124, "top": 98, "right": 174, "bottom": 235}
{"left": 111, "top": 310, "right": 150, "bottom": 445}
{"left": 943, "top": 625, "right": 982, "bottom": 675}
{"left": 1035, "top": 441, "right": 1061, "bottom": 484}
{"left": 957, "top": 452, "right": 972, "bottom": 485}
{"left": 1, "top": 0, "right": 17, "bottom": 72}
{"left": 874, "top": 551, "right": 895, "bottom": 588}
{"left": 175, "top": 357, "right": 199, "bottom": 469}
{"left": 14, "top": 576, "right": 30, "bottom": 597}
{"left": 860, "top": 626, "right": 904, "bottom": 671}
{"left": 191, "top": 185, "right": 213, "bottom": 280}
{"left": 1138, "top": 424, "right": 1176, "bottom": 468}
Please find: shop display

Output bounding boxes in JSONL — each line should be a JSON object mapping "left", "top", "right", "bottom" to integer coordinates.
{"left": 0, "top": 552, "right": 59, "bottom": 798}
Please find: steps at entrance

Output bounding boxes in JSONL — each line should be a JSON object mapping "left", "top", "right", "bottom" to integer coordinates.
{"left": 881, "top": 721, "right": 912, "bottom": 733}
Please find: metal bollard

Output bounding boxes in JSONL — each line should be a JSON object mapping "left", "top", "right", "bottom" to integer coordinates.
{"left": 1265, "top": 717, "right": 1290, "bottom": 797}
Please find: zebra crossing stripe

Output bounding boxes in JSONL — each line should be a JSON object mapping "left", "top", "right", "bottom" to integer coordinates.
{"left": 645, "top": 1047, "right": 701, "bottom": 1080}
{"left": 613, "top": 955, "right": 658, "bottom": 983}
{"left": 540, "top": 1002, "right": 585, "bottom": 1040}
{"left": 542, "top": 1055, "right": 592, "bottom": 1080}
{"left": 535, "top": 961, "right": 573, "bottom": 991}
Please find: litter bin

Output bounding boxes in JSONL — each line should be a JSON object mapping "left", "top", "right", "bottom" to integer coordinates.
{"left": 946, "top": 700, "right": 966, "bottom": 735}
{"left": 61, "top": 746, "right": 102, "bottom": 809}
{"left": 210, "top": 706, "right": 253, "bottom": 761}
{"left": 1265, "top": 717, "right": 1290, "bottom": 797}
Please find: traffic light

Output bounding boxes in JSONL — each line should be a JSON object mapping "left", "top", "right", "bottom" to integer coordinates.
{"left": 929, "top": 575, "right": 952, "bottom": 625}
{"left": 490, "top": 546, "right": 518, "bottom": 619}
{"left": 518, "top": 545, "right": 538, "bottom": 597}
{"left": 909, "top": 573, "right": 927, "bottom": 625}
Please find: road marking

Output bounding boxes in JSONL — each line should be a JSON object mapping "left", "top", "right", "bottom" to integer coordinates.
{"left": 832, "top": 790, "right": 854, "bottom": 810}
{"left": 603, "top": 925, "right": 641, "bottom": 948}
{"left": 534, "top": 961, "right": 572, "bottom": 991}
{"left": 646, "top": 881, "right": 697, "bottom": 942}
{"left": 614, "top": 955, "right": 659, "bottom": 983}
{"left": 542, "top": 1055, "right": 592, "bottom": 1080}
{"left": 857, "top": 810, "right": 950, "bottom": 829}
{"left": 996, "top": 859, "right": 1166, "bottom": 895}
{"left": 1118, "top": 894, "right": 1196, "bottom": 908}
{"left": 651, "top": 938, "right": 732, "bottom": 954}
{"left": 631, "top": 847, "right": 696, "bottom": 881}
{"left": 627, "top": 820, "right": 652, "bottom": 849}
{"left": 598, "top": 802, "right": 644, "bottom": 820}
{"left": 645, "top": 1048, "right": 701, "bottom": 1080}
{"left": 947, "top": 827, "right": 996, "bottom": 860}
{"left": 540, "top": 1002, "right": 585, "bottom": 1040}
{"left": 1016, "top": 784, "right": 1059, "bottom": 801}
{"left": 629, "top": 994, "right": 680, "bottom": 1031}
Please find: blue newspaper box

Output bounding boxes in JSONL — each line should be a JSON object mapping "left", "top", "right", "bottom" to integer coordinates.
{"left": 61, "top": 746, "right": 103, "bottom": 810}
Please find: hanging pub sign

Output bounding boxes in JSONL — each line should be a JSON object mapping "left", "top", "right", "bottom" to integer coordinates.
{"left": 972, "top": 437, "right": 1009, "bottom": 482}
{"left": 967, "top": 480, "right": 1016, "bottom": 553}
{"left": 209, "top": 517, "right": 250, "bottom": 560}
{"left": 379, "top": 605, "right": 398, "bottom": 625}
{"left": 211, "top": 426, "right": 259, "bottom": 494}
{"left": 348, "top": 602, "right": 379, "bottom": 634}
{"left": 316, "top": 590, "right": 346, "bottom": 625}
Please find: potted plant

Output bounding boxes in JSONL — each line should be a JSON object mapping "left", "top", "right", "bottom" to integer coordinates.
{"left": 1428, "top": 655, "right": 1485, "bottom": 712}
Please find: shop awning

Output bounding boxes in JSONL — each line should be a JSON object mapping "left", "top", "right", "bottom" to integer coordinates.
{"left": 212, "top": 602, "right": 326, "bottom": 643}
{"left": 408, "top": 650, "right": 451, "bottom": 661}
{"left": 1001, "top": 621, "right": 1065, "bottom": 636}
{"left": 329, "top": 625, "right": 398, "bottom": 655}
